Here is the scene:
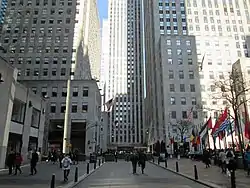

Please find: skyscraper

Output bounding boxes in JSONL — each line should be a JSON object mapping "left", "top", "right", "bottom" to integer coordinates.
{"left": 0, "top": 0, "right": 102, "bottom": 155}
{"left": 105, "top": 0, "right": 145, "bottom": 148}
{"left": 144, "top": 0, "right": 250, "bottom": 149}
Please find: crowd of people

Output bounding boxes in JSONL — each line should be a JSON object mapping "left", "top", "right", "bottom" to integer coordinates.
{"left": 201, "top": 146, "right": 250, "bottom": 176}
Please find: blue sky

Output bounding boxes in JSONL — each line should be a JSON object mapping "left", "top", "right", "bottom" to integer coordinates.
{"left": 97, "top": 0, "right": 108, "bottom": 26}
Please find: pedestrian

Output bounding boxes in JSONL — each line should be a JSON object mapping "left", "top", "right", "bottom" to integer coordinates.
{"left": 61, "top": 154, "right": 72, "bottom": 182}
{"left": 130, "top": 151, "right": 139, "bottom": 174}
{"left": 14, "top": 153, "right": 23, "bottom": 175}
{"left": 219, "top": 149, "right": 227, "bottom": 173}
{"left": 30, "top": 149, "right": 39, "bottom": 175}
{"left": 6, "top": 150, "right": 15, "bottom": 175}
{"left": 203, "top": 149, "right": 211, "bottom": 168}
{"left": 244, "top": 147, "right": 250, "bottom": 176}
{"left": 138, "top": 151, "right": 147, "bottom": 174}
{"left": 225, "top": 148, "right": 235, "bottom": 177}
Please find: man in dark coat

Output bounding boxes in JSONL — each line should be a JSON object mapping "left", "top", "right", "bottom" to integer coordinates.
{"left": 30, "top": 150, "right": 39, "bottom": 175}
{"left": 138, "top": 151, "right": 147, "bottom": 174}
{"left": 130, "top": 152, "right": 139, "bottom": 174}
{"left": 6, "top": 150, "right": 15, "bottom": 175}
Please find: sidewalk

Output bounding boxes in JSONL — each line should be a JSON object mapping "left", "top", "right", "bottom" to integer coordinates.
{"left": 155, "top": 158, "right": 249, "bottom": 188}
{"left": 0, "top": 162, "right": 94, "bottom": 188}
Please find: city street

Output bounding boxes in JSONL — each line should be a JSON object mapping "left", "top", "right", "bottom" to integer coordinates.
{"left": 75, "top": 161, "right": 207, "bottom": 188}
{"left": 0, "top": 162, "right": 94, "bottom": 188}
{"left": 155, "top": 158, "right": 249, "bottom": 188}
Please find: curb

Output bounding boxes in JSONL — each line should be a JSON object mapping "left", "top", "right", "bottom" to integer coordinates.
{"left": 57, "top": 162, "right": 106, "bottom": 188}
{"left": 149, "top": 161, "right": 222, "bottom": 188}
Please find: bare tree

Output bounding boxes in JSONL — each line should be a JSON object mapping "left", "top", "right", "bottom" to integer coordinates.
{"left": 176, "top": 120, "right": 193, "bottom": 142}
{"left": 212, "top": 61, "right": 250, "bottom": 159}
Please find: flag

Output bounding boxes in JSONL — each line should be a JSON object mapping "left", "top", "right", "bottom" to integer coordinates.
{"left": 212, "top": 108, "right": 228, "bottom": 134}
{"left": 226, "top": 121, "right": 235, "bottom": 136}
{"left": 105, "top": 97, "right": 115, "bottom": 111}
{"left": 190, "top": 134, "right": 194, "bottom": 142}
{"left": 218, "top": 131, "right": 226, "bottom": 140}
{"left": 213, "top": 119, "right": 231, "bottom": 137}
{"left": 199, "top": 117, "right": 213, "bottom": 135}
{"left": 187, "top": 107, "right": 194, "bottom": 121}
{"left": 200, "top": 53, "right": 206, "bottom": 71}
{"left": 243, "top": 102, "right": 250, "bottom": 140}
{"left": 196, "top": 136, "right": 201, "bottom": 145}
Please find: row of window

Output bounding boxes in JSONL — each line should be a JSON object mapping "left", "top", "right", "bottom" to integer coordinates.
{"left": 166, "top": 39, "right": 191, "bottom": 46}
{"left": 166, "top": 48, "right": 192, "bottom": 56}
{"left": 169, "top": 84, "right": 196, "bottom": 92}
{"left": 31, "top": 86, "right": 89, "bottom": 98}
{"left": 170, "top": 110, "right": 198, "bottom": 119}
{"left": 10, "top": 0, "right": 75, "bottom": 7}
{"left": 50, "top": 103, "right": 88, "bottom": 113}
{"left": 10, "top": 57, "right": 74, "bottom": 65}
{"left": 19, "top": 68, "right": 74, "bottom": 77}
{"left": 170, "top": 96, "right": 197, "bottom": 105}
{"left": 167, "top": 58, "right": 193, "bottom": 65}
{"left": 168, "top": 70, "right": 195, "bottom": 79}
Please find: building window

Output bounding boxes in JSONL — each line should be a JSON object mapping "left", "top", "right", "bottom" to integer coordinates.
{"left": 52, "top": 68, "right": 57, "bottom": 76}
{"left": 192, "top": 97, "right": 197, "bottom": 105}
{"left": 168, "top": 59, "right": 173, "bottom": 64}
{"left": 52, "top": 87, "right": 58, "bottom": 97}
{"left": 34, "top": 68, "right": 39, "bottom": 76}
{"left": 82, "top": 104, "right": 88, "bottom": 112}
{"left": 61, "top": 68, "right": 66, "bottom": 76}
{"left": 186, "top": 40, "right": 191, "bottom": 46}
{"left": 83, "top": 87, "right": 89, "bottom": 97}
{"left": 171, "top": 111, "right": 176, "bottom": 119}
{"left": 181, "top": 97, "right": 186, "bottom": 105}
{"left": 170, "top": 84, "right": 175, "bottom": 92}
{"left": 60, "top": 103, "right": 66, "bottom": 113}
{"left": 25, "top": 69, "right": 30, "bottom": 76}
{"left": 43, "top": 68, "right": 48, "bottom": 76}
{"left": 190, "top": 84, "right": 196, "bottom": 92}
{"left": 180, "top": 84, "right": 185, "bottom": 92}
{"left": 62, "top": 87, "right": 67, "bottom": 97}
{"left": 169, "top": 70, "right": 174, "bottom": 79}
{"left": 73, "top": 87, "right": 78, "bottom": 97}
{"left": 71, "top": 103, "right": 77, "bottom": 113}
{"left": 11, "top": 99, "right": 26, "bottom": 124}
{"left": 189, "top": 71, "right": 194, "bottom": 79}
{"left": 42, "top": 87, "right": 47, "bottom": 97}
{"left": 182, "top": 111, "right": 187, "bottom": 119}
{"left": 50, "top": 103, "right": 56, "bottom": 113}
{"left": 179, "top": 70, "right": 184, "bottom": 79}
{"left": 32, "top": 87, "right": 37, "bottom": 94}
{"left": 31, "top": 108, "right": 40, "bottom": 128}
{"left": 188, "top": 59, "right": 193, "bottom": 65}
{"left": 193, "top": 111, "right": 198, "bottom": 119}
{"left": 170, "top": 97, "right": 175, "bottom": 105}
{"left": 211, "top": 85, "right": 216, "bottom": 92}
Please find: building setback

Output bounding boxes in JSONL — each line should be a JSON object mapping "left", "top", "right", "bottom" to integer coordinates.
{"left": 105, "top": 0, "right": 145, "bottom": 149}
{"left": 0, "top": 0, "right": 102, "bottom": 155}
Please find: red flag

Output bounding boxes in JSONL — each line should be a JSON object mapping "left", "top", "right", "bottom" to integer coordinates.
{"left": 212, "top": 108, "right": 228, "bottom": 134}
{"left": 196, "top": 136, "right": 201, "bottom": 145}
{"left": 243, "top": 103, "right": 250, "bottom": 139}
{"left": 218, "top": 131, "right": 225, "bottom": 140}
{"left": 206, "top": 117, "right": 213, "bottom": 129}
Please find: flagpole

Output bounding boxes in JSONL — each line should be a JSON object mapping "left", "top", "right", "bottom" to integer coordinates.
{"left": 228, "top": 110, "right": 235, "bottom": 152}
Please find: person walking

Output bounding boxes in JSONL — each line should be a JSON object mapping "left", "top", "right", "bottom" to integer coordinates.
{"left": 61, "top": 154, "right": 72, "bottom": 182}
{"left": 203, "top": 149, "right": 211, "bottom": 168}
{"left": 14, "top": 153, "right": 23, "bottom": 175}
{"left": 244, "top": 147, "right": 250, "bottom": 176}
{"left": 130, "top": 151, "right": 139, "bottom": 174}
{"left": 6, "top": 150, "right": 15, "bottom": 175}
{"left": 138, "top": 151, "right": 147, "bottom": 174}
{"left": 225, "top": 148, "right": 235, "bottom": 177}
{"left": 219, "top": 149, "right": 227, "bottom": 173}
{"left": 30, "top": 150, "right": 39, "bottom": 175}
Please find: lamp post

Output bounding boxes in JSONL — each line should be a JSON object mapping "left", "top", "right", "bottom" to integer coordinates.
{"left": 0, "top": 73, "right": 4, "bottom": 83}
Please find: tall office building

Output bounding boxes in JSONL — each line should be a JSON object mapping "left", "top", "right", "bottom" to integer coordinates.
{"left": 0, "top": 0, "right": 102, "bottom": 155}
{"left": 105, "top": 0, "right": 145, "bottom": 149}
{"left": 144, "top": 0, "right": 250, "bottom": 149}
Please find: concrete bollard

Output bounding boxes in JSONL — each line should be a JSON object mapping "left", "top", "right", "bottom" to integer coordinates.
{"left": 74, "top": 167, "right": 78, "bottom": 182}
{"left": 94, "top": 161, "right": 96, "bottom": 169}
{"left": 99, "top": 158, "right": 101, "bottom": 166}
{"left": 194, "top": 165, "right": 198, "bottom": 180}
{"left": 152, "top": 157, "right": 155, "bottom": 163}
{"left": 87, "top": 163, "right": 90, "bottom": 174}
{"left": 165, "top": 160, "right": 168, "bottom": 168}
{"left": 230, "top": 170, "right": 236, "bottom": 188}
{"left": 176, "top": 161, "right": 179, "bottom": 172}
{"left": 50, "top": 174, "right": 55, "bottom": 188}
{"left": 102, "top": 157, "right": 104, "bottom": 163}
{"left": 158, "top": 158, "right": 160, "bottom": 165}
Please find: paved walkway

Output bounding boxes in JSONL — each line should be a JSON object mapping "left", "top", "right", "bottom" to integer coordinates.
{"left": 75, "top": 161, "right": 207, "bottom": 188}
{"left": 156, "top": 158, "right": 250, "bottom": 188}
{"left": 0, "top": 162, "right": 94, "bottom": 188}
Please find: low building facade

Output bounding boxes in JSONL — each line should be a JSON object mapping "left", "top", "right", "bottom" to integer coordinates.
{"left": 0, "top": 58, "right": 45, "bottom": 169}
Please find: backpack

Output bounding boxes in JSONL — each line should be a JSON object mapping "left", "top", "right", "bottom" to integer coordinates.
{"left": 63, "top": 158, "right": 70, "bottom": 168}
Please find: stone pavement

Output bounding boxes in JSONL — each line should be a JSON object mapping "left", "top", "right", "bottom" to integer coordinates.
{"left": 156, "top": 158, "right": 250, "bottom": 188}
{"left": 0, "top": 162, "right": 94, "bottom": 188}
{"left": 75, "top": 161, "right": 207, "bottom": 188}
